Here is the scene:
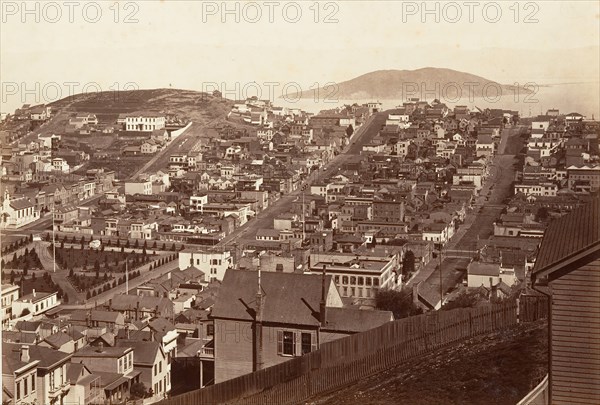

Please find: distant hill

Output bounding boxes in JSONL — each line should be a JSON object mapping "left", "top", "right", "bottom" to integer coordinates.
{"left": 286, "top": 68, "right": 530, "bottom": 100}
{"left": 49, "top": 88, "right": 233, "bottom": 123}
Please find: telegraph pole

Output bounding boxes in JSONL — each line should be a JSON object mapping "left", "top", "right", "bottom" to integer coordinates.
{"left": 439, "top": 245, "right": 443, "bottom": 308}
{"left": 52, "top": 206, "right": 56, "bottom": 273}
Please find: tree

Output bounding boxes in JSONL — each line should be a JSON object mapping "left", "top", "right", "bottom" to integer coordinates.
{"left": 24, "top": 247, "right": 29, "bottom": 256}
{"left": 23, "top": 262, "right": 29, "bottom": 276}
{"left": 10, "top": 270, "right": 15, "bottom": 283}
{"left": 29, "top": 234, "right": 33, "bottom": 242}
{"left": 402, "top": 250, "right": 416, "bottom": 277}
{"left": 104, "top": 272, "right": 108, "bottom": 281}
{"left": 441, "top": 290, "right": 484, "bottom": 311}
{"left": 116, "top": 239, "right": 121, "bottom": 247}
{"left": 345, "top": 124, "right": 354, "bottom": 137}
{"left": 535, "top": 206, "right": 549, "bottom": 222}
{"left": 69, "top": 268, "right": 74, "bottom": 277}
{"left": 375, "top": 288, "right": 422, "bottom": 320}
{"left": 171, "top": 243, "right": 176, "bottom": 251}
{"left": 121, "top": 246, "right": 125, "bottom": 253}
{"left": 134, "top": 240, "right": 139, "bottom": 249}
{"left": 152, "top": 241, "right": 157, "bottom": 249}
{"left": 130, "top": 382, "right": 147, "bottom": 399}
{"left": 61, "top": 241, "right": 65, "bottom": 249}
{"left": 31, "top": 272, "right": 36, "bottom": 281}
{"left": 162, "top": 243, "right": 166, "bottom": 250}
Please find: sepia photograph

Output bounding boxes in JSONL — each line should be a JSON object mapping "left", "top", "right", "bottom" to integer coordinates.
{"left": 1, "top": 1, "right": 599, "bottom": 404}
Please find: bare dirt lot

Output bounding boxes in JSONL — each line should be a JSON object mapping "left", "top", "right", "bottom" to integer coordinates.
{"left": 309, "top": 320, "right": 548, "bottom": 405}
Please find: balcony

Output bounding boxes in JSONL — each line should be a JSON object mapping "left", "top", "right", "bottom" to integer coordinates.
{"left": 198, "top": 344, "right": 214, "bottom": 359}
{"left": 48, "top": 381, "right": 70, "bottom": 398}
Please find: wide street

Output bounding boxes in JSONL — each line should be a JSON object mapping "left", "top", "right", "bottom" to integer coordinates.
{"left": 408, "top": 124, "right": 527, "bottom": 308}
{"left": 217, "top": 110, "right": 388, "bottom": 250}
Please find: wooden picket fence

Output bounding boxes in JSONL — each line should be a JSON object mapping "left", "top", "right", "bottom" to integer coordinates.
{"left": 159, "top": 297, "right": 547, "bottom": 405}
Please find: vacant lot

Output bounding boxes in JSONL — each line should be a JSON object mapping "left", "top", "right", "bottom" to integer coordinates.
{"left": 311, "top": 320, "right": 548, "bottom": 405}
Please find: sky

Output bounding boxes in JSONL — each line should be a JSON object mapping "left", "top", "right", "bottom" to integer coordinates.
{"left": 1, "top": 0, "right": 599, "bottom": 114}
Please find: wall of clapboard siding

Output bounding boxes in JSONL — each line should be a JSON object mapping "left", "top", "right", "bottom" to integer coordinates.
{"left": 550, "top": 259, "right": 600, "bottom": 405}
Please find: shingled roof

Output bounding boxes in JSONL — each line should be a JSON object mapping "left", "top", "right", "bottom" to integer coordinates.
{"left": 211, "top": 270, "right": 338, "bottom": 326}
{"left": 533, "top": 198, "right": 600, "bottom": 277}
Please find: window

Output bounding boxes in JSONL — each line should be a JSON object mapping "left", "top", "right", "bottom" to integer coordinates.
{"left": 301, "top": 333, "right": 316, "bottom": 355}
{"left": 16, "top": 381, "right": 20, "bottom": 400}
{"left": 350, "top": 276, "right": 356, "bottom": 285}
{"left": 276, "top": 264, "right": 284, "bottom": 272}
{"left": 24, "top": 379, "right": 28, "bottom": 396}
{"left": 277, "top": 331, "right": 296, "bottom": 356}
{"left": 207, "top": 324, "right": 214, "bottom": 336}
{"left": 358, "top": 277, "right": 364, "bottom": 286}
{"left": 31, "top": 374, "right": 35, "bottom": 391}
{"left": 154, "top": 364, "right": 157, "bottom": 376}
{"left": 366, "top": 277, "right": 372, "bottom": 286}
{"left": 334, "top": 275, "right": 340, "bottom": 284}
{"left": 159, "top": 361, "right": 162, "bottom": 373}
{"left": 342, "top": 276, "right": 348, "bottom": 285}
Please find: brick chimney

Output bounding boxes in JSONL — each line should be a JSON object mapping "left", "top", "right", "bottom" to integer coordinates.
{"left": 20, "top": 345, "right": 30, "bottom": 362}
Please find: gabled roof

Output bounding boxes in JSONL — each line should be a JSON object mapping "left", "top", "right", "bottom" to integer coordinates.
{"left": 3, "top": 342, "right": 70, "bottom": 369}
{"left": 211, "top": 270, "right": 336, "bottom": 326}
{"left": 115, "top": 340, "right": 163, "bottom": 366}
{"left": 533, "top": 198, "right": 600, "bottom": 279}
{"left": 42, "top": 331, "right": 73, "bottom": 349}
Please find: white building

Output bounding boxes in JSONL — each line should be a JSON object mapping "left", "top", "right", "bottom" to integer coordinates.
{"left": 1, "top": 284, "right": 20, "bottom": 326}
{"left": 52, "top": 158, "right": 70, "bottom": 172}
{"left": 124, "top": 179, "right": 152, "bottom": 195}
{"left": 179, "top": 249, "right": 233, "bottom": 282}
{"left": 126, "top": 112, "right": 166, "bottom": 132}
{"left": 514, "top": 182, "right": 558, "bottom": 197}
{"left": 12, "top": 290, "right": 59, "bottom": 318}
{"left": 1, "top": 192, "right": 39, "bottom": 229}
{"left": 189, "top": 194, "right": 208, "bottom": 213}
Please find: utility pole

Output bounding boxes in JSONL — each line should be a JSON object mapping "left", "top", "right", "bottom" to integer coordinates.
{"left": 125, "top": 258, "right": 128, "bottom": 295}
{"left": 52, "top": 205, "right": 56, "bottom": 273}
{"left": 439, "top": 245, "right": 443, "bottom": 308}
{"left": 301, "top": 191, "right": 306, "bottom": 242}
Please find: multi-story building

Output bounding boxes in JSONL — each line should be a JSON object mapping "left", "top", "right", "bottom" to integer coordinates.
{"left": 72, "top": 345, "right": 139, "bottom": 403}
{"left": 1, "top": 284, "right": 20, "bottom": 326}
{"left": 211, "top": 270, "right": 393, "bottom": 383}
{"left": 12, "top": 290, "right": 59, "bottom": 318}
{"left": 309, "top": 249, "right": 402, "bottom": 301}
{"left": 2, "top": 345, "right": 39, "bottom": 405}
{"left": 124, "top": 178, "right": 152, "bottom": 195}
{"left": 125, "top": 112, "right": 166, "bottom": 132}
{"left": 179, "top": 248, "right": 233, "bottom": 282}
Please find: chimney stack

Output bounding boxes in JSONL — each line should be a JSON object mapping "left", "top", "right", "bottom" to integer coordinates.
{"left": 20, "top": 345, "right": 30, "bottom": 362}
{"left": 320, "top": 265, "right": 327, "bottom": 325}
{"left": 32, "top": 289, "right": 36, "bottom": 298}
